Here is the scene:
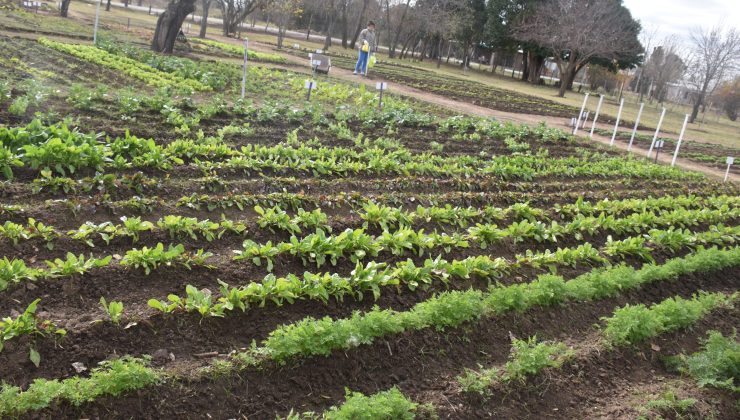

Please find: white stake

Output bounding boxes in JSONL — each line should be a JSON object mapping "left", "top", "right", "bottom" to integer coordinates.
{"left": 646, "top": 107, "right": 666, "bottom": 157}
{"left": 627, "top": 102, "right": 644, "bottom": 151}
{"left": 724, "top": 157, "right": 734, "bottom": 182}
{"left": 671, "top": 114, "right": 690, "bottom": 167}
{"left": 589, "top": 94, "right": 604, "bottom": 138}
{"left": 573, "top": 93, "right": 589, "bottom": 135}
{"left": 610, "top": 98, "right": 624, "bottom": 146}
{"left": 241, "top": 38, "right": 249, "bottom": 99}
{"left": 93, "top": 0, "right": 101, "bottom": 45}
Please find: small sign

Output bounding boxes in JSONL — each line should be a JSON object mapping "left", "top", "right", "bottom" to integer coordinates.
{"left": 308, "top": 53, "right": 313, "bottom": 59}
{"left": 312, "top": 60, "right": 322, "bottom": 67}
{"left": 315, "top": 49, "right": 323, "bottom": 54}
{"left": 304, "top": 80, "right": 316, "bottom": 89}
{"left": 293, "top": 43, "right": 300, "bottom": 49}
{"left": 655, "top": 140, "right": 664, "bottom": 149}
{"left": 375, "top": 82, "right": 388, "bottom": 90}
{"left": 727, "top": 157, "right": 735, "bottom": 165}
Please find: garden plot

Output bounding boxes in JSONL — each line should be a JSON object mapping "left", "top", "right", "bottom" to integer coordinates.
{"left": 0, "top": 29, "right": 738, "bottom": 420}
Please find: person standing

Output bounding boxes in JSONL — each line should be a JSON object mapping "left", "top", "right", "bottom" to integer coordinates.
{"left": 354, "top": 21, "right": 376, "bottom": 76}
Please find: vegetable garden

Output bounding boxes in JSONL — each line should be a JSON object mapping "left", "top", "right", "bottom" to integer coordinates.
{"left": 0, "top": 18, "right": 738, "bottom": 419}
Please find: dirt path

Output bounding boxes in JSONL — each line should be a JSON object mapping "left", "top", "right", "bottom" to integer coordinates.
{"left": 262, "top": 48, "right": 739, "bottom": 183}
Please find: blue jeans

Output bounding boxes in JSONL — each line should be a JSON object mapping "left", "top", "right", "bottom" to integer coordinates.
{"left": 355, "top": 50, "right": 369, "bottom": 74}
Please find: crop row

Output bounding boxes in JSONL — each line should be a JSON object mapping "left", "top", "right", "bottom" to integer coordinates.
{"left": 456, "top": 291, "right": 735, "bottom": 396}
{"left": 239, "top": 246, "right": 739, "bottom": 365}
{"left": 1, "top": 246, "right": 736, "bottom": 417}
{"left": 37, "top": 39, "right": 209, "bottom": 91}
{"left": 156, "top": 225, "right": 739, "bottom": 319}
{"left": 4, "top": 194, "right": 736, "bottom": 247}
{"left": 189, "top": 38, "right": 287, "bottom": 64}
{"left": 0, "top": 119, "right": 702, "bottom": 181}
{"left": 1, "top": 208, "right": 737, "bottom": 293}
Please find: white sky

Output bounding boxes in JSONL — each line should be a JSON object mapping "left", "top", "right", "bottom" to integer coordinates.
{"left": 623, "top": 0, "right": 740, "bottom": 45}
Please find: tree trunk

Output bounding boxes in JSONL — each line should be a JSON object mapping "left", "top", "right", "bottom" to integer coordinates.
{"left": 349, "top": 0, "right": 369, "bottom": 50}
{"left": 124, "top": 0, "right": 129, "bottom": 8}
{"left": 389, "top": 0, "right": 411, "bottom": 58}
{"left": 277, "top": 26, "right": 285, "bottom": 49}
{"left": 436, "top": 36, "right": 443, "bottom": 68}
{"left": 689, "top": 80, "right": 709, "bottom": 123}
{"left": 152, "top": 0, "right": 196, "bottom": 53}
{"left": 198, "top": 0, "right": 210, "bottom": 38}
{"left": 105, "top": 0, "right": 111, "bottom": 11}
{"left": 521, "top": 50, "right": 529, "bottom": 81}
{"left": 60, "top": 0, "right": 71, "bottom": 17}
{"left": 418, "top": 37, "right": 428, "bottom": 62}
{"left": 527, "top": 52, "right": 544, "bottom": 84}
{"left": 306, "top": 13, "right": 313, "bottom": 40}
{"left": 340, "top": 1, "right": 348, "bottom": 48}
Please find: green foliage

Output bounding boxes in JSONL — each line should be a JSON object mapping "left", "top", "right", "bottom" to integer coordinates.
{"left": 458, "top": 336, "right": 572, "bottom": 395}
{"left": 0, "top": 257, "right": 40, "bottom": 291}
{"left": 602, "top": 292, "right": 734, "bottom": 346}
{"left": 0, "top": 299, "right": 65, "bottom": 363}
{"left": 0, "top": 357, "right": 159, "bottom": 417}
{"left": 45, "top": 253, "right": 111, "bottom": 277}
{"left": 120, "top": 243, "right": 185, "bottom": 274}
{"left": 99, "top": 297, "right": 124, "bottom": 324}
{"left": 641, "top": 390, "right": 697, "bottom": 418}
{"left": 668, "top": 330, "right": 740, "bottom": 392}
{"left": 323, "top": 387, "right": 418, "bottom": 420}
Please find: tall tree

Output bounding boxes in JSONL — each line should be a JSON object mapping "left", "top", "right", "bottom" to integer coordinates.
{"left": 641, "top": 38, "right": 685, "bottom": 103}
{"left": 349, "top": 0, "right": 370, "bottom": 49}
{"left": 685, "top": 25, "right": 740, "bottom": 123}
{"left": 198, "top": 0, "right": 213, "bottom": 38}
{"left": 218, "top": 0, "right": 263, "bottom": 37}
{"left": 152, "top": 0, "right": 197, "bottom": 53}
{"left": 512, "top": 0, "right": 642, "bottom": 97}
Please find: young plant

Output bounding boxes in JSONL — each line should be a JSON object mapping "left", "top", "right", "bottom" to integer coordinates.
{"left": 120, "top": 243, "right": 186, "bottom": 275}
{"left": 99, "top": 297, "right": 124, "bottom": 324}
{"left": 45, "top": 253, "right": 112, "bottom": 277}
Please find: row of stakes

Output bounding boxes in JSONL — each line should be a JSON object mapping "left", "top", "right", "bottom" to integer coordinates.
{"left": 572, "top": 93, "right": 734, "bottom": 182}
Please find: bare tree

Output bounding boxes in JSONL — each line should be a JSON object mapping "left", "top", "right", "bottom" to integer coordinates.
{"left": 685, "top": 25, "right": 740, "bottom": 123}
{"left": 218, "top": 0, "right": 263, "bottom": 37}
{"left": 268, "top": 0, "right": 301, "bottom": 48}
{"left": 642, "top": 37, "right": 686, "bottom": 103}
{"left": 152, "top": 0, "right": 197, "bottom": 53}
{"left": 513, "top": 0, "right": 642, "bottom": 97}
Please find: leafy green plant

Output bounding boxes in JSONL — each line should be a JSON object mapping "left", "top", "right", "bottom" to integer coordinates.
{"left": 0, "top": 257, "right": 40, "bottom": 291}
{"left": 99, "top": 297, "right": 124, "bottom": 324}
{"left": 119, "top": 216, "right": 154, "bottom": 243}
{"left": 0, "top": 299, "right": 66, "bottom": 367}
{"left": 120, "top": 243, "right": 186, "bottom": 274}
{"left": 640, "top": 390, "right": 697, "bottom": 419}
{"left": 323, "top": 387, "right": 418, "bottom": 420}
{"left": 45, "top": 253, "right": 112, "bottom": 277}
{"left": 0, "top": 356, "right": 159, "bottom": 417}
{"left": 458, "top": 336, "right": 572, "bottom": 395}
{"left": 233, "top": 240, "right": 290, "bottom": 272}
{"left": 602, "top": 292, "right": 734, "bottom": 346}
{"left": 667, "top": 330, "right": 740, "bottom": 392}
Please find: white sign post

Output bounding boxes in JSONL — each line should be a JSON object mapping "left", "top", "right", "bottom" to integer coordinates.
{"left": 376, "top": 82, "right": 387, "bottom": 111}
{"left": 725, "top": 157, "right": 735, "bottom": 182}
{"left": 311, "top": 59, "right": 321, "bottom": 77}
{"left": 610, "top": 98, "right": 625, "bottom": 146}
{"left": 241, "top": 38, "right": 249, "bottom": 99}
{"left": 589, "top": 94, "right": 604, "bottom": 138}
{"left": 671, "top": 114, "right": 690, "bottom": 167}
{"left": 627, "top": 102, "right": 644, "bottom": 151}
{"left": 653, "top": 140, "right": 665, "bottom": 163}
{"left": 305, "top": 80, "right": 316, "bottom": 101}
{"left": 93, "top": 0, "right": 101, "bottom": 45}
{"left": 573, "top": 93, "right": 589, "bottom": 135}
{"left": 646, "top": 107, "right": 666, "bottom": 158}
